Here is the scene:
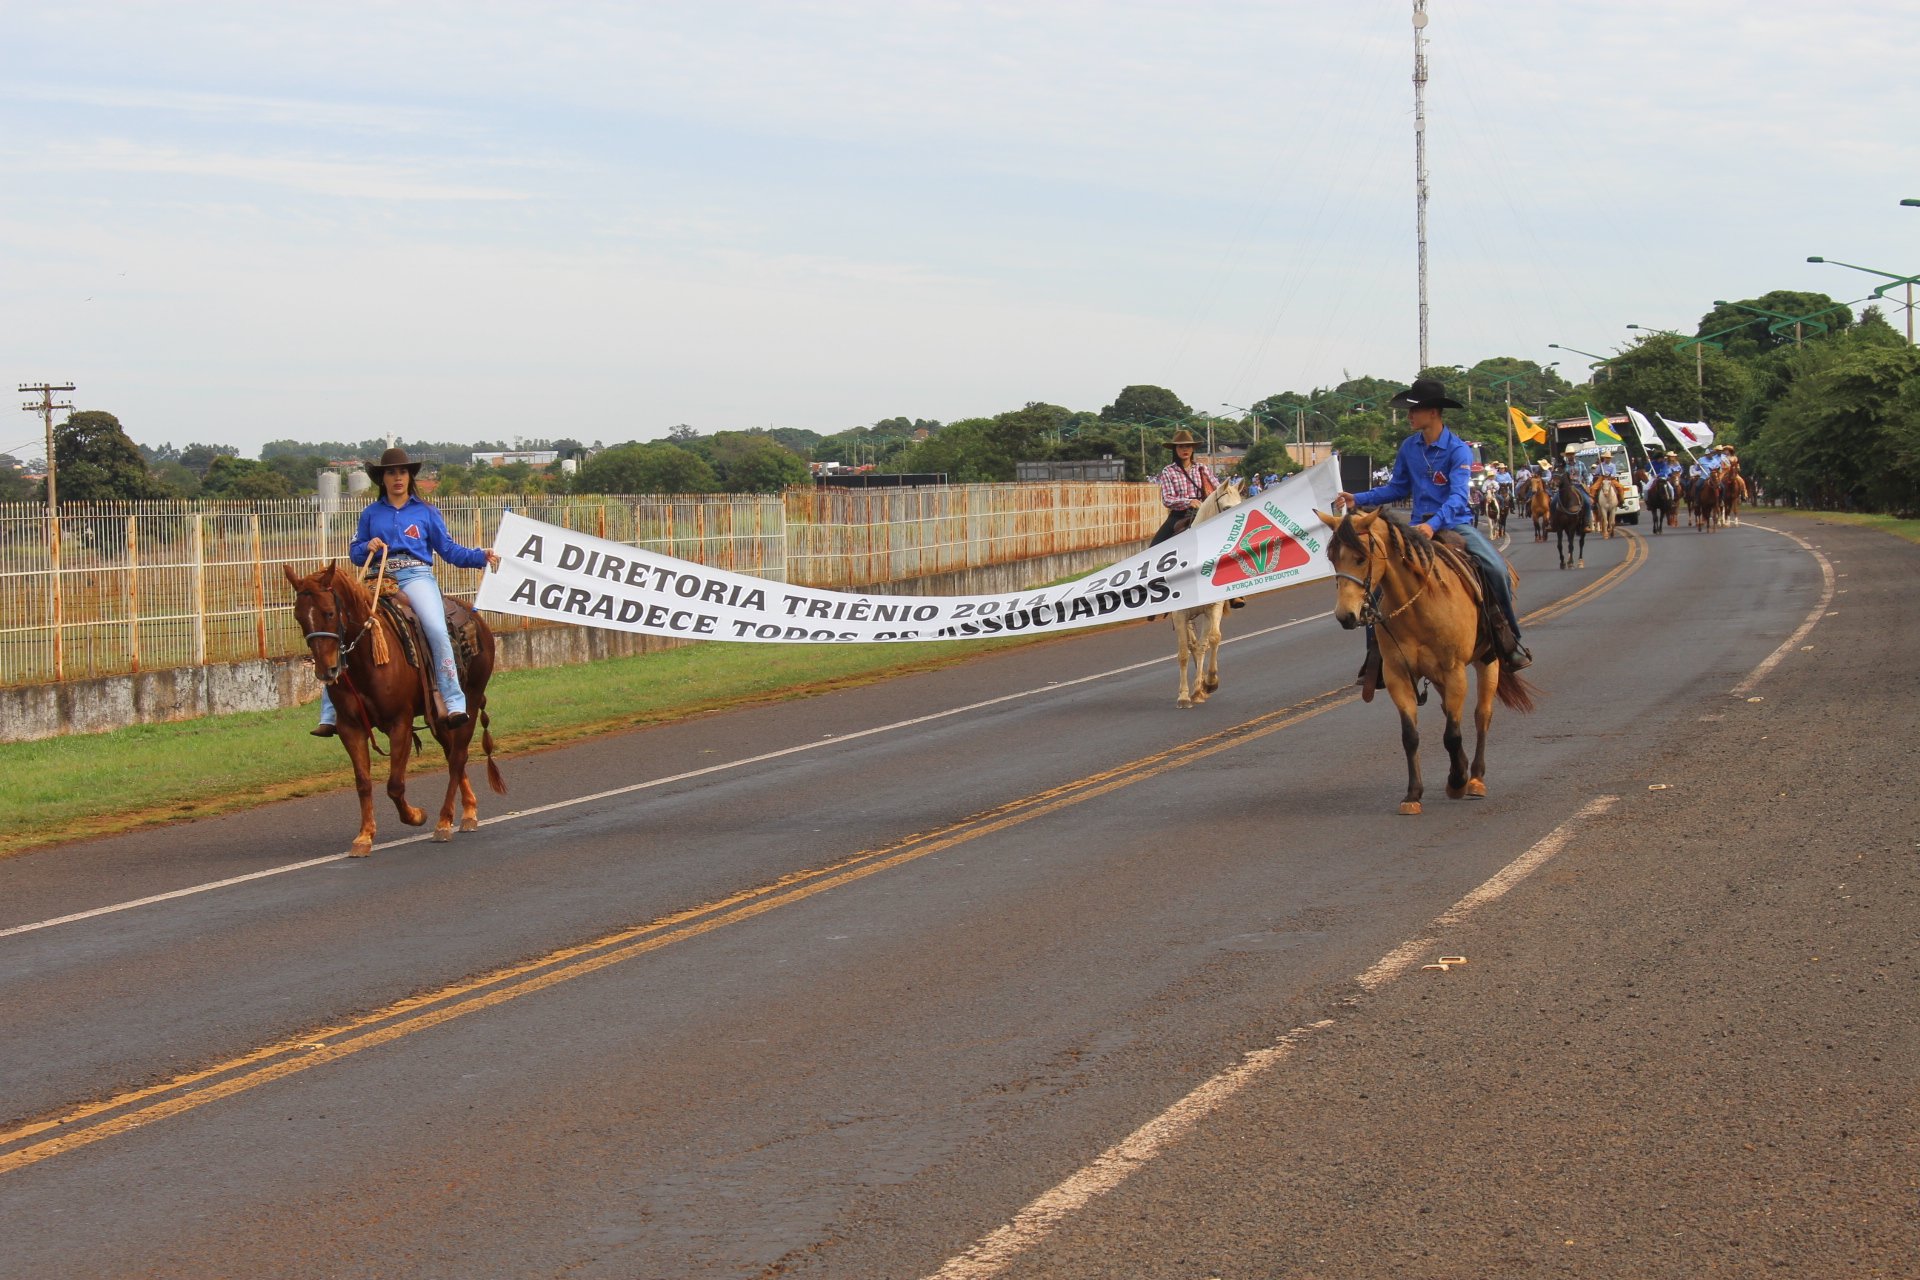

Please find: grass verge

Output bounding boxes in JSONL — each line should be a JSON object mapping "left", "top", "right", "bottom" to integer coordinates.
{"left": 0, "top": 634, "right": 1047, "bottom": 859}
{"left": 1761, "top": 508, "right": 1920, "bottom": 545}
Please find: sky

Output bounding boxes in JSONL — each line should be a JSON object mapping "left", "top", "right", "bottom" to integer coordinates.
{"left": 4, "top": 0, "right": 1918, "bottom": 459}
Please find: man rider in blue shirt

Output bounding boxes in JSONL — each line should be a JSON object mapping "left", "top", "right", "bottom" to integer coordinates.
{"left": 1335, "top": 378, "right": 1532, "bottom": 672}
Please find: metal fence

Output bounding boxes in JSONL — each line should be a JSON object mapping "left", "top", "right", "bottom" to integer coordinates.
{"left": 0, "top": 482, "right": 1155, "bottom": 686}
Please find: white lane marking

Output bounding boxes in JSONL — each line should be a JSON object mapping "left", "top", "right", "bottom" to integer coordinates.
{"left": 2, "top": 613, "right": 1334, "bottom": 941}
{"left": 925, "top": 795, "right": 1621, "bottom": 1280}
{"left": 1729, "top": 524, "right": 1835, "bottom": 698}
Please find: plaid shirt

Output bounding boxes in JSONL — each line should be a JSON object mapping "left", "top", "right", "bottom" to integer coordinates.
{"left": 1156, "top": 461, "right": 1218, "bottom": 511}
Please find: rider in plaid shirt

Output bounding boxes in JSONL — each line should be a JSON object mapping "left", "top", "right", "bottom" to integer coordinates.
{"left": 1151, "top": 428, "right": 1218, "bottom": 546}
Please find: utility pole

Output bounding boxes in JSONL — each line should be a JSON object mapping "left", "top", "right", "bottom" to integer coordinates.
{"left": 1412, "top": 0, "right": 1431, "bottom": 372}
{"left": 19, "top": 381, "right": 75, "bottom": 512}
{"left": 19, "top": 381, "right": 75, "bottom": 681}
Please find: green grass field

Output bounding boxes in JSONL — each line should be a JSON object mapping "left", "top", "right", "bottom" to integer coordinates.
{"left": 0, "top": 634, "right": 1045, "bottom": 859}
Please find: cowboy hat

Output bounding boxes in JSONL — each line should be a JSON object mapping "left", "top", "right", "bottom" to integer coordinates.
{"left": 1387, "top": 377, "right": 1464, "bottom": 411}
{"left": 1563, "top": 442, "right": 1581, "bottom": 454}
{"left": 1665, "top": 450, "right": 1679, "bottom": 457}
{"left": 1164, "top": 428, "right": 1200, "bottom": 449}
{"left": 365, "top": 446, "right": 423, "bottom": 480}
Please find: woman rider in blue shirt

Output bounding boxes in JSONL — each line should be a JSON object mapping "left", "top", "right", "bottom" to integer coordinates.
{"left": 314, "top": 448, "right": 500, "bottom": 736}
{"left": 1333, "top": 378, "right": 1531, "bottom": 670}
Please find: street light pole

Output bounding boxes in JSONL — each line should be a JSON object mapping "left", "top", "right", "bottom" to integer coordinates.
{"left": 19, "top": 381, "right": 75, "bottom": 682}
{"left": 1807, "top": 256, "right": 1919, "bottom": 345}
{"left": 1547, "top": 342, "right": 1613, "bottom": 381}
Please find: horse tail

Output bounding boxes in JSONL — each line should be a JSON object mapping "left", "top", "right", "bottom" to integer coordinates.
{"left": 481, "top": 708, "right": 507, "bottom": 795}
{"left": 1495, "top": 667, "right": 1538, "bottom": 714}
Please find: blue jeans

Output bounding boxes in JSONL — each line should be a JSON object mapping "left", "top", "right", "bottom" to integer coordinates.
{"left": 1452, "top": 522, "right": 1522, "bottom": 641}
{"left": 317, "top": 563, "right": 465, "bottom": 724}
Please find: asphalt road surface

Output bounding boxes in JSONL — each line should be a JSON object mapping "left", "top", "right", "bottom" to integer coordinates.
{"left": 2, "top": 515, "right": 1913, "bottom": 1280}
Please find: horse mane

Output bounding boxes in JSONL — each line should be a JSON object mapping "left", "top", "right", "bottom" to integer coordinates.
{"left": 326, "top": 562, "right": 378, "bottom": 616}
{"left": 1327, "top": 509, "right": 1436, "bottom": 574}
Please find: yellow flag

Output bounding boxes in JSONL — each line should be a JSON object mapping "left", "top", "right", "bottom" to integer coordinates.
{"left": 1508, "top": 405, "right": 1546, "bottom": 444}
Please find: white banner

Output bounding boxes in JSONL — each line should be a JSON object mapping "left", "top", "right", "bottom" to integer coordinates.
{"left": 476, "top": 459, "right": 1344, "bottom": 643}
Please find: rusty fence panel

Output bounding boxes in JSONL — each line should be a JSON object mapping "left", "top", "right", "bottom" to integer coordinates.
{"left": 0, "top": 482, "right": 1153, "bottom": 687}
{"left": 783, "top": 481, "right": 1157, "bottom": 590}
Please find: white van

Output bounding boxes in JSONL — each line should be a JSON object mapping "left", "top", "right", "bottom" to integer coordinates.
{"left": 1570, "top": 443, "right": 1641, "bottom": 524}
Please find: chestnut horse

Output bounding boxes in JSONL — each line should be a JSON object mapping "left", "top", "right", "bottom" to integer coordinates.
{"left": 1318, "top": 510, "right": 1536, "bottom": 814}
{"left": 1549, "top": 472, "right": 1589, "bottom": 569}
{"left": 1518, "top": 472, "right": 1551, "bottom": 542}
{"left": 284, "top": 561, "right": 505, "bottom": 855}
{"left": 1718, "top": 463, "right": 1748, "bottom": 526}
{"left": 1172, "top": 476, "right": 1244, "bottom": 707}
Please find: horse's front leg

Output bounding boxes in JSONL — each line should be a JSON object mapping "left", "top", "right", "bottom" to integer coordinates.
{"left": 1387, "top": 674, "right": 1424, "bottom": 815}
{"left": 340, "top": 723, "right": 378, "bottom": 857}
{"left": 1440, "top": 669, "right": 1472, "bottom": 800}
{"left": 1175, "top": 616, "right": 1196, "bottom": 707}
{"left": 385, "top": 714, "right": 428, "bottom": 827}
{"left": 1197, "top": 608, "right": 1223, "bottom": 701}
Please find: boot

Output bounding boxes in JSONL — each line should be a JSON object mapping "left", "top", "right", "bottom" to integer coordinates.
{"left": 1491, "top": 613, "right": 1532, "bottom": 671}
{"left": 1356, "top": 635, "right": 1383, "bottom": 702}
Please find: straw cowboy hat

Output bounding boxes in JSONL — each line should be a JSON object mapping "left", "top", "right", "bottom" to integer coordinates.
{"left": 1563, "top": 442, "right": 1581, "bottom": 455}
{"left": 1164, "top": 428, "right": 1200, "bottom": 450}
{"left": 1387, "top": 377, "right": 1464, "bottom": 411}
{"left": 365, "top": 447, "right": 424, "bottom": 481}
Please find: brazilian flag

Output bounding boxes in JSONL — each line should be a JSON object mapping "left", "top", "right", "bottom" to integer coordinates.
{"left": 1586, "top": 404, "right": 1623, "bottom": 444}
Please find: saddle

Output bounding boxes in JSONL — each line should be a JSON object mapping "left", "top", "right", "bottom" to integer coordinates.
{"left": 1354, "top": 530, "right": 1509, "bottom": 702}
{"left": 372, "top": 579, "right": 484, "bottom": 722}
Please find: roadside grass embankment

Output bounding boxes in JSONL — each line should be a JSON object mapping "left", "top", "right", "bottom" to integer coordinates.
{"left": 0, "top": 634, "right": 1046, "bottom": 860}
{"left": 1762, "top": 508, "right": 1920, "bottom": 544}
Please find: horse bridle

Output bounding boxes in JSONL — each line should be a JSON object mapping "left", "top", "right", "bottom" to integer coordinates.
{"left": 1331, "top": 528, "right": 1428, "bottom": 627}
{"left": 297, "top": 583, "right": 377, "bottom": 681}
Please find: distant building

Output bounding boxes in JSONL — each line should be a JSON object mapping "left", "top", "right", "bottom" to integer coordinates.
{"left": 1015, "top": 459, "right": 1127, "bottom": 482}
{"left": 471, "top": 450, "right": 560, "bottom": 467}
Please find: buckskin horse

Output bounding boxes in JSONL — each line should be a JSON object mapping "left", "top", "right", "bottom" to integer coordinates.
{"left": 284, "top": 561, "right": 505, "bottom": 855}
{"left": 1317, "top": 509, "right": 1537, "bottom": 815}
{"left": 1549, "top": 471, "right": 1589, "bottom": 568}
{"left": 1171, "top": 476, "right": 1244, "bottom": 707}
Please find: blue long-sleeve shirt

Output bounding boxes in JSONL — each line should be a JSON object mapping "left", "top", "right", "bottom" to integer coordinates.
{"left": 349, "top": 495, "right": 489, "bottom": 570}
{"left": 1350, "top": 426, "right": 1476, "bottom": 533}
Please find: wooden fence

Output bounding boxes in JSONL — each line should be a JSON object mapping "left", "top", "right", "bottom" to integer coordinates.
{"left": 0, "top": 483, "right": 1156, "bottom": 686}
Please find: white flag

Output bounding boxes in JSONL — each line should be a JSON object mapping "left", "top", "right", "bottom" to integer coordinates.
{"left": 1624, "top": 406, "right": 1665, "bottom": 451}
{"left": 1658, "top": 414, "right": 1714, "bottom": 451}
{"left": 477, "top": 460, "right": 1344, "bottom": 644}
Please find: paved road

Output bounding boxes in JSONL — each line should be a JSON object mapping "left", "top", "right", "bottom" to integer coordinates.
{"left": 1, "top": 517, "right": 1911, "bottom": 1279}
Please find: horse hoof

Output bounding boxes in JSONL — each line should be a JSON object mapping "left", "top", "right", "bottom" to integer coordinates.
{"left": 1177, "top": 698, "right": 1192, "bottom": 708}
{"left": 1577, "top": 559, "right": 1585, "bottom": 568}
{"left": 349, "top": 840, "right": 373, "bottom": 858}
{"left": 432, "top": 825, "right": 452, "bottom": 843}
{"left": 1466, "top": 779, "right": 1487, "bottom": 797}
{"left": 461, "top": 816, "right": 480, "bottom": 833}
{"left": 1398, "top": 801, "right": 1423, "bottom": 816}
{"left": 401, "top": 807, "right": 427, "bottom": 827}
{"left": 1446, "top": 785, "right": 1467, "bottom": 800}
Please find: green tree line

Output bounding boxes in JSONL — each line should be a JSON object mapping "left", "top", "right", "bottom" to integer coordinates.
{"left": 24, "top": 285, "right": 1918, "bottom": 514}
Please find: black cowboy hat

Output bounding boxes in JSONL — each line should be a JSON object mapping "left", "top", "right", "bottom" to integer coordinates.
{"left": 365, "top": 447, "right": 423, "bottom": 480}
{"left": 1387, "top": 377, "right": 1464, "bottom": 411}
{"left": 1164, "top": 428, "right": 1200, "bottom": 449}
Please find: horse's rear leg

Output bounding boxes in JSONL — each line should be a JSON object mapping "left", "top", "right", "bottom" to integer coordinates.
{"left": 1175, "top": 620, "right": 1197, "bottom": 708}
{"left": 386, "top": 717, "right": 428, "bottom": 828}
{"left": 435, "top": 722, "right": 474, "bottom": 842}
{"left": 1466, "top": 662, "right": 1496, "bottom": 798}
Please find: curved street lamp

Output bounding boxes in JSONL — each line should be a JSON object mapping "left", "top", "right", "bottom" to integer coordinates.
{"left": 1547, "top": 342, "right": 1613, "bottom": 381}
{"left": 1807, "top": 256, "right": 1919, "bottom": 344}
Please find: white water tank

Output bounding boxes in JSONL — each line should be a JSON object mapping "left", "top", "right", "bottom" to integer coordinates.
{"left": 346, "top": 469, "right": 372, "bottom": 500}
{"left": 318, "top": 469, "right": 342, "bottom": 511}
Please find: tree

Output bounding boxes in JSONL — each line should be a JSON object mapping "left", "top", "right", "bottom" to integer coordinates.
{"left": 573, "top": 442, "right": 718, "bottom": 494}
{"left": 49, "top": 410, "right": 163, "bottom": 503}
{"left": 1697, "top": 291, "right": 1852, "bottom": 358}
{"left": 706, "top": 433, "right": 810, "bottom": 493}
{"left": 1590, "top": 332, "right": 1751, "bottom": 429}
{"left": 1234, "top": 436, "right": 1301, "bottom": 483}
{"left": 1748, "top": 331, "right": 1920, "bottom": 512}
{"left": 200, "top": 455, "right": 298, "bottom": 499}
{"left": 1100, "top": 385, "right": 1191, "bottom": 427}
{"left": 0, "top": 454, "right": 35, "bottom": 502}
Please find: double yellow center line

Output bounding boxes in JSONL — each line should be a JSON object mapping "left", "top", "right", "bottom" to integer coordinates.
{"left": 0, "top": 536, "right": 1647, "bottom": 1177}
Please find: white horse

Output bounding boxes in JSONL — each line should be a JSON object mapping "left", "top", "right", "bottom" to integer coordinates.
{"left": 1591, "top": 476, "right": 1620, "bottom": 539}
{"left": 1173, "top": 477, "right": 1245, "bottom": 708}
